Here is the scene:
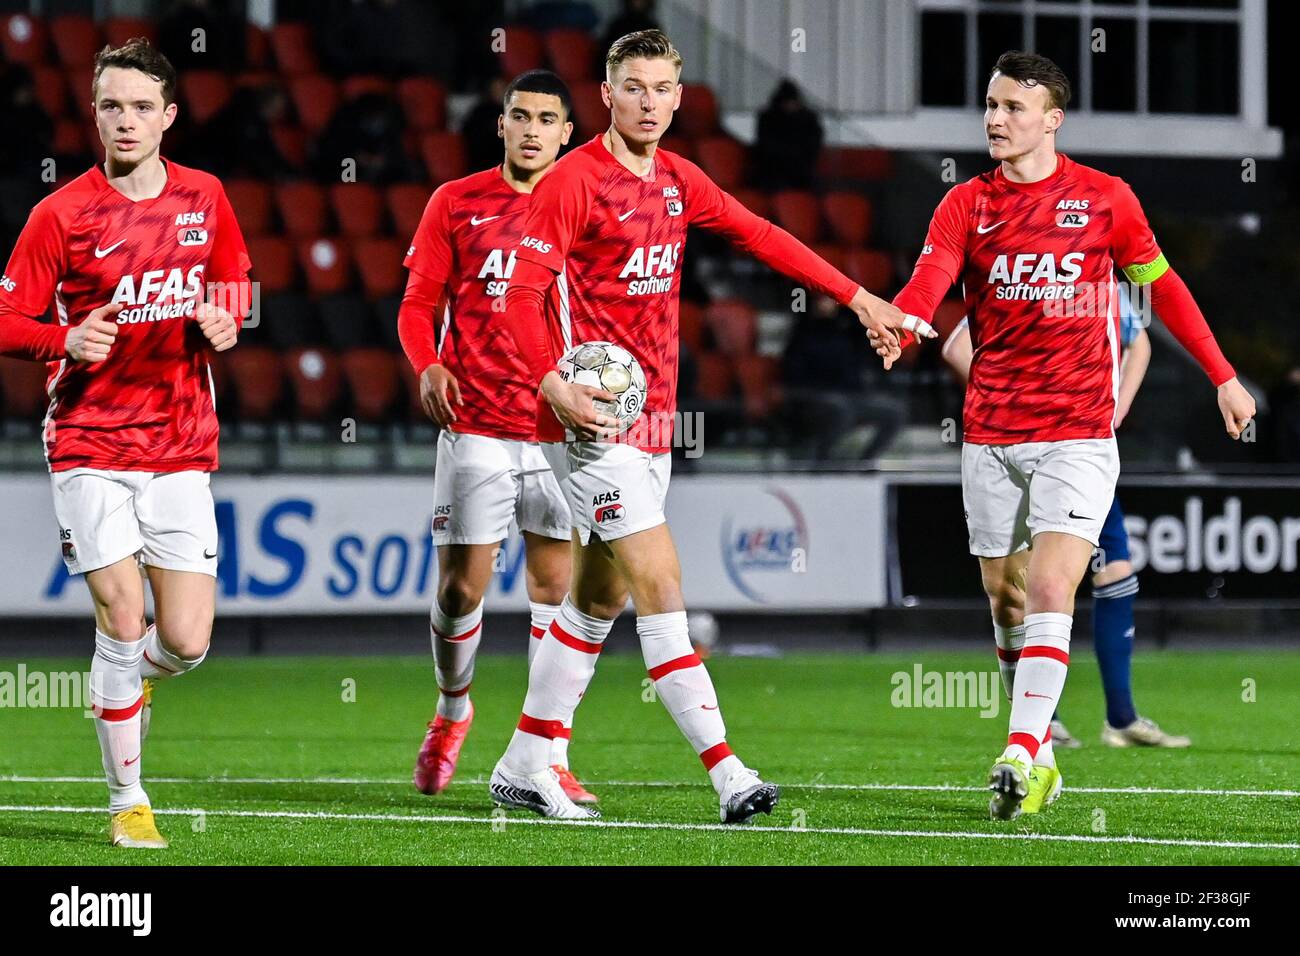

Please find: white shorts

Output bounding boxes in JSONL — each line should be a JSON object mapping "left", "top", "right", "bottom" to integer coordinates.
{"left": 961, "top": 438, "right": 1119, "bottom": 557}
{"left": 431, "top": 431, "right": 571, "bottom": 545}
{"left": 542, "top": 441, "right": 671, "bottom": 546}
{"left": 50, "top": 469, "right": 219, "bottom": 576}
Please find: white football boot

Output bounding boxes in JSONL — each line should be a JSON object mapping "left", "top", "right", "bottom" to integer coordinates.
{"left": 489, "top": 762, "right": 600, "bottom": 819}
{"left": 1049, "top": 717, "right": 1082, "bottom": 749}
{"left": 1102, "top": 716, "right": 1191, "bottom": 748}
{"left": 718, "top": 767, "right": 780, "bottom": 824}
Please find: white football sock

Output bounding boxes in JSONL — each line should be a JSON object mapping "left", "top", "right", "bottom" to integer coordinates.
{"left": 638, "top": 611, "right": 741, "bottom": 794}
{"left": 503, "top": 596, "right": 611, "bottom": 774}
{"left": 1006, "top": 612, "right": 1072, "bottom": 765}
{"left": 431, "top": 597, "right": 483, "bottom": 722}
{"left": 91, "top": 630, "right": 148, "bottom": 812}
{"left": 993, "top": 622, "right": 1024, "bottom": 699}
{"left": 138, "top": 623, "right": 208, "bottom": 681}
{"left": 527, "top": 602, "right": 575, "bottom": 767}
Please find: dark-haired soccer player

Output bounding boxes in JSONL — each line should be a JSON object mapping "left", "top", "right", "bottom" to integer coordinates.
{"left": 399, "top": 70, "right": 599, "bottom": 804}
{"left": 491, "top": 29, "right": 931, "bottom": 821}
{"left": 882, "top": 51, "right": 1251, "bottom": 820}
{"left": 0, "top": 39, "right": 250, "bottom": 847}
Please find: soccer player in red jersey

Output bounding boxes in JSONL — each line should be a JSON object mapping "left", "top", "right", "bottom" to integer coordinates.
{"left": 398, "top": 70, "right": 599, "bottom": 803}
{"left": 0, "top": 40, "right": 249, "bottom": 847}
{"left": 489, "top": 30, "right": 931, "bottom": 821}
{"left": 882, "top": 51, "right": 1254, "bottom": 820}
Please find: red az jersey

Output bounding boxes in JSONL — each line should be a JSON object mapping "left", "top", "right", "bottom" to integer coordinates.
{"left": 914, "top": 154, "right": 1164, "bottom": 444}
{"left": 404, "top": 166, "right": 562, "bottom": 441}
{"left": 513, "top": 135, "right": 857, "bottom": 453}
{"left": 0, "top": 160, "right": 250, "bottom": 472}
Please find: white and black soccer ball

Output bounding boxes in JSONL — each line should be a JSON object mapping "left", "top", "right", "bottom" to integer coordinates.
{"left": 556, "top": 341, "right": 647, "bottom": 433}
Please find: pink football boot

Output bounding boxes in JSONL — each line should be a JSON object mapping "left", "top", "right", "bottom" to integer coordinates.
{"left": 413, "top": 702, "right": 474, "bottom": 795}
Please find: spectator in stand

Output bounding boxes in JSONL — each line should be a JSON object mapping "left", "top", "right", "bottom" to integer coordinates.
{"left": 312, "top": 92, "right": 419, "bottom": 183}
{"left": 158, "top": 0, "right": 245, "bottom": 70}
{"left": 181, "top": 85, "right": 294, "bottom": 179}
{"left": 754, "top": 78, "right": 824, "bottom": 191}
{"left": 597, "top": 0, "right": 661, "bottom": 78}
{"left": 0, "top": 65, "right": 53, "bottom": 178}
{"left": 461, "top": 77, "right": 511, "bottom": 173}
{"left": 316, "top": 0, "right": 443, "bottom": 77}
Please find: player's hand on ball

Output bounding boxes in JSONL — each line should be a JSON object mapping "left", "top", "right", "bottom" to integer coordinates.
{"left": 1217, "top": 376, "right": 1256, "bottom": 440}
{"left": 419, "top": 364, "right": 462, "bottom": 426}
{"left": 541, "top": 370, "right": 619, "bottom": 441}
{"left": 196, "top": 301, "right": 239, "bottom": 352}
{"left": 65, "top": 304, "right": 119, "bottom": 364}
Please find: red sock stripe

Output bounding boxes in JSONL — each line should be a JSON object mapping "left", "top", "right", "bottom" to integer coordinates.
{"left": 1021, "top": 645, "right": 1069, "bottom": 665}
{"left": 554, "top": 726, "right": 572, "bottom": 740}
{"left": 699, "top": 741, "right": 733, "bottom": 770}
{"left": 142, "top": 648, "right": 179, "bottom": 675}
{"left": 432, "top": 620, "right": 482, "bottom": 643}
{"left": 1042, "top": 724, "right": 1052, "bottom": 743}
{"left": 647, "top": 653, "right": 702, "bottom": 681}
{"left": 517, "top": 712, "right": 566, "bottom": 740}
{"left": 995, "top": 647, "right": 1021, "bottom": 662}
{"left": 95, "top": 695, "right": 144, "bottom": 722}
{"left": 438, "top": 683, "right": 471, "bottom": 698}
{"left": 529, "top": 625, "right": 545, "bottom": 639}
{"left": 548, "top": 619, "right": 603, "bottom": 654}
{"left": 1007, "top": 732, "right": 1041, "bottom": 759}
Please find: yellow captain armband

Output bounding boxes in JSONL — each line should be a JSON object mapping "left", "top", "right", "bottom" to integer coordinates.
{"left": 1121, "top": 253, "right": 1169, "bottom": 285}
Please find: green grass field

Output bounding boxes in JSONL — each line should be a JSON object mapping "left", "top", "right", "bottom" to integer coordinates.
{"left": 1, "top": 648, "right": 1297, "bottom": 865}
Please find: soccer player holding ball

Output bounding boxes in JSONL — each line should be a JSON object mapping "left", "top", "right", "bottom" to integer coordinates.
{"left": 0, "top": 40, "right": 250, "bottom": 847}
{"left": 494, "top": 29, "right": 931, "bottom": 821}
{"left": 881, "top": 51, "right": 1252, "bottom": 820}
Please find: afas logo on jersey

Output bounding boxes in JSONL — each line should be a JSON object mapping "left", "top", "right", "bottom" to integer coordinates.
{"left": 176, "top": 212, "right": 206, "bottom": 225}
{"left": 521, "top": 236, "right": 552, "bottom": 254}
{"left": 619, "top": 242, "right": 680, "bottom": 296}
{"left": 987, "top": 253, "right": 1084, "bottom": 301}
{"left": 0, "top": 274, "right": 14, "bottom": 293}
{"left": 1055, "top": 199, "right": 1089, "bottom": 210}
{"left": 109, "top": 265, "right": 206, "bottom": 324}
{"left": 477, "top": 248, "right": 518, "bottom": 296}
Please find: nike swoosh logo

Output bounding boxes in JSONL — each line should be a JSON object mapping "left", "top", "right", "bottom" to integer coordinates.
{"left": 203, "top": 550, "right": 218, "bottom": 560}
{"left": 94, "top": 240, "right": 126, "bottom": 258}
{"left": 470, "top": 215, "right": 500, "bottom": 226}
{"left": 617, "top": 208, "right": 637, "bottom": 222}
{"left": 1023, "top": 692, "right": 1053, "bottom": 699}
{"left": 1068, "top": 509, "right": 1092, "bottom": 520}
{"left": 700, "top": 704, "right": 718, "bottom": 710}
{"left": 123, "top": 754, "right": 141, "bottom": 766}
{"left": 975, "top": 221, "right": 1006, "bottom": 235}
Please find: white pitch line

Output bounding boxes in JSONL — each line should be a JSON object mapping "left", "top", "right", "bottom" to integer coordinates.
{"left": 1, "top": 775, "right": 1298, "bottom": 798}
{"left": 0, "top": 804, "right": 1295, "bottom": 852}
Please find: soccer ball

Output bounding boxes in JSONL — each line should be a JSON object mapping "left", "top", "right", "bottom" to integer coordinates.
{"left": 556, "top": 341, "right": 647, "bottom": 433}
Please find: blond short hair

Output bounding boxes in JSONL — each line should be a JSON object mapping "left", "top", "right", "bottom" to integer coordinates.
{"left": 605, "top": 29, "right": 682, "bottom": 81}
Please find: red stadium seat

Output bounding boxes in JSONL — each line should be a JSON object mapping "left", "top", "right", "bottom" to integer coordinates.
{"left": 770, "top": 190, "right": 822, "bottom": 244}
{"left": 330, "top": 184, "right": 384, "bottom": 238}
{"left": 499, "top": 26, "right": 544, "bottom": 77}
{"left": 341, "top": 348, "right": 401, "bottom": 422}
{"left": 180, "top": 71, "right": 233, "bottom": 125}
{"left": 694, "top": 352, "right": 735, "bottom": 401}
{"left": 733, "top": 354, "right": 779, "bottom": 420}
{"left": 270, "top": 22, "right": 319, "bottom": 76}
{"left": 269, "top": 124, "right": 307, "bottom": 170}
{"left": 31, "top": 66, "right": 70, "bottom": 120}
{"left": 419, "top": 131, "right": 467, "bottom": 185}
{"left": 246, "top": 237, "right": 297, "bottom": 293}
{"left": 275, "top": 182, "right": 329, "bottom": 238}
{"left": 3, "top": 14, "right": 49, "bottom": 66}
{"left": 354, "top": 238, "right": 406, "bottom": 298}
{"left": 299, "top": 238, "right": 353, "bottom": 295}
{"left": 568, "top": 81, "right": 608, "bottom": 138}
{"left": 679, "top": 300, "right": 705, "bottom": 353}
{"left": 52, "top": 119, "right": 88, "bottom": 157}
{"left": 656, "top": 135, "right": 693, "bottom": 161}
{"left": 246, "top": 24, "right": 271, "bottom": 68}
{"left": 730, "top": 188, "right": 769, "bottom": 219}
{"left": 65, "top": 66, "right": 95, "bottom": 109}
{"left": 675, "top": 83, "right": 720, "bottom": 139}
{"left": 387, "top": 183, "right": 431, "bottom": 241}
{"left": 706, "top": 299, "right": 757, "bottom": 357}
{"left": 843, "top": 247, "right": 894, "bottom": 295}
{"left": 822, "top": 191, "right": 873, "bottom": 245}
{"left": 225, "top": 180, "right": 273, "bottom": 237}
{"left": 0, "top": 356, "right": 51, "bottom": 421}
{"left": 103, "top": 17, "right": 157, "bottom": 48}
{"left": 812, "top": 243, "right": 847, "bottom": 274}
{"left": 221, "top": 347, "right": 284, "bottom": 421}
{"left": 817, "top": 147, "right": 894, "bottom": 183}
{"left": 544, "top": 28, "right": 595, "bottom": 83}
{"left": 341, "top": 75, "right": 394, "bottom": 101}
{"left": 693, "top": 136, "right": 746, "bottom": 192}
{"left": 397, "top": 76, "right": 447, "bottom": 132}
{"left": 50, "top": 16, "right": 100, "bottom": 70}
{"left": 288, "top": 74, "right": 339, "bottom": 134}
{"left": 285, "top": 347, "right": 343, "bottom": 420}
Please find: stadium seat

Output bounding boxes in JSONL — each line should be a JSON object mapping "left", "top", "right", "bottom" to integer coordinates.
{"left": 694, "top": 136, "right": 746, "bottom": 191}
{"left": 354, "top": 238, "right": 406, "bottom": 299}
{"left": 318, "top": 294, "right": 374, "bottom": 350}
{"left": 2, "top": 14, "right": 49, "bottom": 66}
{"left": 419, "top": 131, "right": 467, "bottom": 185}
{"left": 812, "top": 243, "right": 847, "bottom": 274}
{"left": 675, "top": 83, "right": 720, "bottom": 139}
{"left": 288, "top": 74, "right": 339, "bottom": 134}
{"left": 246, "top": 237, "right": 297, "bottom": 294}
{"left": 50, "top": 16, "right": 100, "bottom": 70}
{"left": 568, "top": 81, "right": 608, "bottom": 139}
{"left": 843, "top": 247, "right": 894, "bottom": 295}
{"left": 397, "top": 76, "right": 447, "bottom": 132}
{"left": 822, "top": 192, "right": 873, "bottom": 246}
{"left": 342, "top": 75, "right": 394, "bottom": 102}
{"left": 300, "top": 238, "right": 353, "bottom": 295}
{"left": 817, "top": 147, "right": 894, "bottom": 183}
{"left": 387, "top": 183, "right": 430, "bottom": 241}
{"left": 734, "top": 353, "right": 779, "bottom": 420}
{"left": 341, "top": 348, "right": 401, "bottom": 422}
{"left": 103, "top": 17, "right": 157, "bottom": 48}
{"left": 730, "top": 188, "right": 770, "bottom": 219}
{"left": 221, "top": 347, "right": 284, "bottom": 421}
{"left": 51, "top": 119, "right": 88, "bottom": 158}
{"left": 180, "top": 71, "right": 233, "bottom": 126}
{"left": 31, "top": 66, "right": 69, "bottom": 121}
{"left": 706, "top": 299, "right": 758, "bottom": 357}
{"left": 269, "top": 124, "right": 307, "bottom": 170}
{"left": 275, "top": 182, "right": 329, "bottom": 238}
{"left": 260, "top": 292, "right": 318, "bottom": 349}
{"left": 330, "top": 183, "right": 384, "bottom": 238}
{"left": 245, "top": 23, "right": 271, "bottom": 68}
{"left": 0, "top": 356, "right": 50, "bottom": 422}
{"left": 657, "top": 135, "right": 693, "bottom": 161}
{"left": 270, "top": 22, "right": 319, "bottom": 76}
{"left": 544, "top": 28, "right": 596, "bottom": 83}
{"left": 285, "top": 347, "right": 343, "bottom": 421}
{"left": 679, "top": 300, "right": 705, "bottom": 353}
{"left": 499, "top": 26, "right": 544, "bottom": 77}
{"left": 694, "top": 351, "right": 736, "bottom": 401}
{"left": 771, "top": 190, "right": 822, "bottom": 244}
{"left": 225, "top": 180, "right": 273, "bottom": 238}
